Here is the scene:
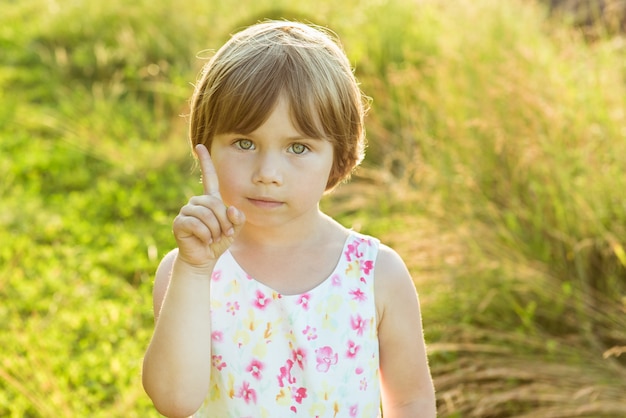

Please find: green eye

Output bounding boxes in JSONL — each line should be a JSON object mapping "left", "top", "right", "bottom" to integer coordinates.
{"left": 237, "top": 139, "right": 254, "bottom": 150}
{"left": 291, "top": 143, "right": 307, "bottom": 154}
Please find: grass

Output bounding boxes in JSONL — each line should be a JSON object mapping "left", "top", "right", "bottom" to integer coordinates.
{"left": 1, "top": 0, "right": 625, "bottom": 416}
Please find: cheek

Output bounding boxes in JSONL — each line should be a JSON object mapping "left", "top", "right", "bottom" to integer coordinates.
{"left": 324, "top": 155, "right": 337, "bottom": 188}
{"left": 310, "top": 163, "right": 334, "bottom": 196}
{"left": 214, "top": 165, "right": 241, "bottom": 204}
{"left": 326, "top": 163, "right": 340, "bottom": 189}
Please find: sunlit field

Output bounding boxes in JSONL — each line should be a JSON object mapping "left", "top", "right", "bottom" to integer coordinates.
{"left": 1, "top": 0, "right": 625, "bottom": 416}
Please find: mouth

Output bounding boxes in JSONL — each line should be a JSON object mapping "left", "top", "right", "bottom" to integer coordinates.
{"left": 247, "top": 197, "right": 284, "bottom": 209}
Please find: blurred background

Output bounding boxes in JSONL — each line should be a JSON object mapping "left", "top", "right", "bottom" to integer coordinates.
{"left": 1, "top": 0, "right": 625, "bottom": 416}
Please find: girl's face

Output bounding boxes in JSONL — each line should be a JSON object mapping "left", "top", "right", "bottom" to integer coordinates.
{"left": 210, "top": 95, "right": 334, "bottom": 229}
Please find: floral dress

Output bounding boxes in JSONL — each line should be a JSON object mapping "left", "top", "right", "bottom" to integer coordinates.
{"left": 194, "top": 232, "right": 381, "bottom": 418}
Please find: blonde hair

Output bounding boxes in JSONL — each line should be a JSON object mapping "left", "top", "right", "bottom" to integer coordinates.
{"left": 189, "top": 20, "right": 368, "bottom": 190}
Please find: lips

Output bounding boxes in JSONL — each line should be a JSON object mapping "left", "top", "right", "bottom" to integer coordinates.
{"left": 247, "top": 197, "right": 284, "bottom": 208}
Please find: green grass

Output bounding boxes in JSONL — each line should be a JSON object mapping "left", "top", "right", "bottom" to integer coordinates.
{"left": 2, "top": 0, "right": 625, "bottom": 416}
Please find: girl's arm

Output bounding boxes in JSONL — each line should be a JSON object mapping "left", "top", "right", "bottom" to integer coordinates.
{"left": 142, "top": 250, "right": 214, "bottom": 418}
{"left": 142, "top": 144, "right": 245, "bottom": 418}
{"left": 375, "top": 244, "right": 437, "bottom": 418}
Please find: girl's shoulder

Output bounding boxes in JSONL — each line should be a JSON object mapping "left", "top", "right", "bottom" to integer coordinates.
{"left": 374, "top": 243, "right": 409, "bottom": 278}
{"left": 372, "top": 241, "right": 416, "bottom": 315}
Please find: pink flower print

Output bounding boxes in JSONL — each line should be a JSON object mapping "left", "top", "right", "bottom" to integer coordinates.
{"left": 211, "top": 270, "right": 222, "bottom": 281}
{"left": 349, "top": 404, "right": 359, "bottom": 417}
{"left": 361, "top": 259, "right": 374, "bottom": 275}
{"left": 315, "top": 346, "right": 338, "bottom": 372}
{"left": 302, "top": 325, "right": 317, "bottom": 341}
{"left": 226, "top": 301, "right": 240, "bottom": 315}
{"left": 236, "top": 381, "right": 257, "bottom": 404}
{"left": 346, "top": 340, "right": 361, "bottom": 359}
{"left": 277, "top": 359, "right": 296, "bottom": 387}
{"left": 355, "top": 366, "right": 364, "bottom": 375}
{"left": 292, "top": 348, "right": 306, "bottom": 369}
{"left": 344, "top": 242, "right": 363, "bottom": 262}
{"left": 360, "top": 377, "right": 368, "bottom": 391}
{"left": 212, "top": 355, "right": 226, "bottom": 371}
{"left": 211, "top": 331, "right": 223, "bottom": 342}
{"left": 350, "top": 314, "right": 367, "bottom": 336}
{"left": 349, "top": 288, "right": 366, "bottom": 302}
{"left": 296, "top": 293, "right": 311, "bottom": 310}
{"left": 293, "top": 387, "right": 307, "bottom": 404}
{"left": 246, "top": 358, "right": 264, "bottom": 380}
{"left": 331, "top": 274, "right": 342, "bottom": 287}
{"left": 252, "top": 290, "right": 271, "bottom": 310}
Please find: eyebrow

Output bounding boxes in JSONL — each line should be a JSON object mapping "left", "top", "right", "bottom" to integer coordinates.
{"left": 226, "top": 131, "right": 325, "bottom": 141}
{"left": 286, "top": 135, "right": 324, "bottom": 141}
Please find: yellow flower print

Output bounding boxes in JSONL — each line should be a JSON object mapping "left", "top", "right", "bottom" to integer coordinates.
{"left": 345, "top": 260, "right": 361, "bottom": 279}
{"left": 320, "top": 380, "right": 336, "bottom": 401}
{"left": 224, "top": 278, "right": 240, "bottom": 296}
{"left": 209, "top": 382, "right": 221, "bottom": 401}
{"left": 227, "top": 372, "right": 235, "bottom": 399}
{"left": 233, "top": 329, "right": 250, "bottom": 348}
{"left": 244, "top": 308, "right": 258, "bottom": 332}
{"left": 252, "top": 340, "right": 268, "bottom": 358}
{"left": 275, "top": 388, "right": 290, "bottom": 406}
{"left": 309, "top": 402, "right": 327, "bottom": 416}
{"left": 321, "top": 312, "right": 338, "bottom": 331}
{"left": 316, "top": 294, "right": 342, "bottom": 315}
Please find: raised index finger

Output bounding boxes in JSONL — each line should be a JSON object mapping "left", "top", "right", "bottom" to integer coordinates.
{"left": 195, "top": 144, "right": 221, "bottom": 197}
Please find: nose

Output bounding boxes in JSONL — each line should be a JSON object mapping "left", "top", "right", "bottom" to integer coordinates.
{"left": 252, "top": 151, "right": 283, "bottom": 185}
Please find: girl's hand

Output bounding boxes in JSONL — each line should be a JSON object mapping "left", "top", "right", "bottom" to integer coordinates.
{"left": 172, "top": 144, "right": 245, "bottom": 268}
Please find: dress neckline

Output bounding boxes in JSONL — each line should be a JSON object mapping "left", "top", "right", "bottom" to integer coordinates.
{"left": 221, "top": 231, "right": 358, "bottom": 297}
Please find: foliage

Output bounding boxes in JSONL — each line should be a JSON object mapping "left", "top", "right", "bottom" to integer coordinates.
{"left": 1, "top": 0, "right": 625, "bottom": 416}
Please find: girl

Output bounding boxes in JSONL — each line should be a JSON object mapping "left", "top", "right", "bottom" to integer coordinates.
{"left": 142, "top": 20, "right": 436, "bottom": 418}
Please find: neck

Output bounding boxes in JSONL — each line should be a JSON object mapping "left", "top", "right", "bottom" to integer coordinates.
{"left": 233, "top": 210, "right": 341, "bottom": 251}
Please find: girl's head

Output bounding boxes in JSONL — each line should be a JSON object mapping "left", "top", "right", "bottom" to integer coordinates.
{"left": 189, "top": 20, "right": 368, "bottom": 190}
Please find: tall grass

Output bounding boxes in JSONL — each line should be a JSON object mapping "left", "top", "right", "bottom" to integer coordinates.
{"left": 1, "top": 0, "right": 625, "bottom": 416}
{"left": 348, "top": 1, "right": 626, "bottom": 415}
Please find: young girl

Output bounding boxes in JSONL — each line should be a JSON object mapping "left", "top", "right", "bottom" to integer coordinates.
{"left": 142, "top": 21, "right": 436, "bottom": 418}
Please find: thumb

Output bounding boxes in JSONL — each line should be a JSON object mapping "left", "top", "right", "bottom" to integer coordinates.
{"left": 227, "top": 206, "right": 245, "bottom": 234}
{"left": 211, "top": 206, "right": 245, "bottom": 258}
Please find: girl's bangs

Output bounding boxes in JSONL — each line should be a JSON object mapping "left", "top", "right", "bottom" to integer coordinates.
{"left": 213, "top": 66, "right": 283, "bottom": 135}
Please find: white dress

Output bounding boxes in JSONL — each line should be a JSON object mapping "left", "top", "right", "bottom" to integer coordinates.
{"left": 194, "top": 231, "right": 382, "bottom": 418}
